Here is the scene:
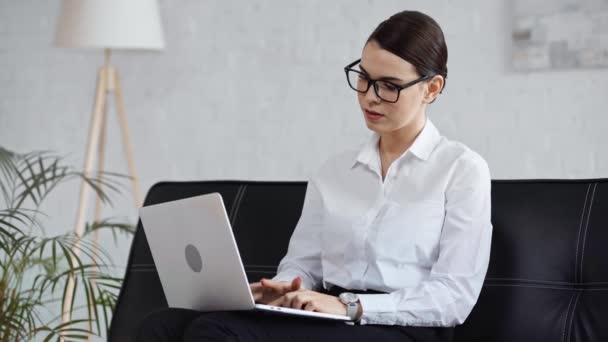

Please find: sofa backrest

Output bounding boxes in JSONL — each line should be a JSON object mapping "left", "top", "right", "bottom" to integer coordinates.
{"left": 109, "top": 179, "right": 608, "bottom": 342}
{"left": 455, "top": 179, "right": 608, "bottom": 342}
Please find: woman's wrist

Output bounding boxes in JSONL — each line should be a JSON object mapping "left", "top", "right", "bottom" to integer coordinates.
{"left": 356, "top": 303, "right": 363, "bottom": 320}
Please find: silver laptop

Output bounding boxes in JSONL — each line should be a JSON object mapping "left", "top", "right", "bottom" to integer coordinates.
{"left": 139, "top": 192, "right": 351, "bottom": 322}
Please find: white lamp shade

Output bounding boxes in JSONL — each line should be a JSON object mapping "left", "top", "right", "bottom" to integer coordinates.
{"left": 55, "top": 0, "right": 165, "bottom": 50}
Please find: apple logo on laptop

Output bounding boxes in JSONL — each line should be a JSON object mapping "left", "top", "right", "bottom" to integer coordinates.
{"left": 185, "top": 244, "right": 203, "bottom": 273}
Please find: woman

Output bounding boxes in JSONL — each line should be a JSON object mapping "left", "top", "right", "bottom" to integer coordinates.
{"left": 137, "top": 10, "right": 491, "bottom": 342}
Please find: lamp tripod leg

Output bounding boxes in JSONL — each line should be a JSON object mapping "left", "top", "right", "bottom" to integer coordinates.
{"left": 62, "top": 67, "right": 108, "bottom": 334}
{"left": 86, "top": 83, "right": 108, "bottom": 338}
{"left": 113, "top": 68, "right": 143, "bottom": 208}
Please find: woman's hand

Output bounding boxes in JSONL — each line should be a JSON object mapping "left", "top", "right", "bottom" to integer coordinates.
{"left": 268, "top": 289, "right": 349, "bottom": 316}
{"left": 250, "top": 277, "right": 302, "bottom": 305}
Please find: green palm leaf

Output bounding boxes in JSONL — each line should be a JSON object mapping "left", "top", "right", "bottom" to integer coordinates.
{"left": 0, "top": 146, "right": 135, "bottom": 340}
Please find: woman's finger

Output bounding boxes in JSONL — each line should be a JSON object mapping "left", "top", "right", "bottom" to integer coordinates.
{"left": 290, "top": 277, "right": 302, "bottom": 292}
{"left": 267, "top": 295, "right": 285, "bottom": 307}
{"left": 250, "top": 282, "right": 263, "bottom": 301}
{"left": 285, "top": 291, "right": 307, "bottom": 309}
{"left": 260, "top": 278, "right": 287, "bottom": 292}
{"left": 250, "top": 282, "right": 261, "bottom": 291}
{"left": 261, "top": 277, "right": 301, "bottom": 295}
{"left": 303, "top": 301, "right": 316, "bottom": 312}
{"left": 291, "top": 293, "right": 308, "bottom": 310}
{"left": 252, "top": 290, "right": 263, "bottom": 301}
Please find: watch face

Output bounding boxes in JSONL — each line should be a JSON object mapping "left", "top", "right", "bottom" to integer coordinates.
{"left": 339, "top": 292, "right": 358, "bottom": 304}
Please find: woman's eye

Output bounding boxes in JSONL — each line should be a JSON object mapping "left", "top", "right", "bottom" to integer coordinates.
{"left": 379, "top": 82, "right": 397, "bottom": 91}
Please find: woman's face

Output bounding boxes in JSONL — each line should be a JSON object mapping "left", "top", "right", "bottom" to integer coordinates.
{"left": 357, "top": 40, "right": 429, "bottom": 135}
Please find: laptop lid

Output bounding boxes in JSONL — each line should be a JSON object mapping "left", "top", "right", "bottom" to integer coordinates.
{"left": 139, "top": 192, "right": 255, "bottom": 312}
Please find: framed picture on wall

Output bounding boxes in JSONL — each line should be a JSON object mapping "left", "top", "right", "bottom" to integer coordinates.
{"left": 512, "top": 0, "right": 608, "bottom": 71}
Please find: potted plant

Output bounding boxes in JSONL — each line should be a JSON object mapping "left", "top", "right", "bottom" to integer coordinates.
{"left": 0, "top": 147, "right": 134, "bottom": 341}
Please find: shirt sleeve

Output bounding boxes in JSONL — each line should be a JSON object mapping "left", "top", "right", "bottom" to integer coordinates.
{"left": 272, "top": 179, "right": 324, "bottom": 291}
{"left": 357, "top": 155, "right": 493, "bottom": 326}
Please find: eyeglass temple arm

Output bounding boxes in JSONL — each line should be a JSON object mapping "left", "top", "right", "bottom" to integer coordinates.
{"left": 344, "top": 59, "right": 361, "bottom": 70}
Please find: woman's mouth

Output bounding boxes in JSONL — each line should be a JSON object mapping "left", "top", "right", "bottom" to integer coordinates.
{"left": 364, "top": 110, "right": 384, "bottom": 121}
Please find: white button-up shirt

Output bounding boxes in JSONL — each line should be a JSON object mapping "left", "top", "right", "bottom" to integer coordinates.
{"left": 273, "top": 119, "right": 492, "bottom": 327}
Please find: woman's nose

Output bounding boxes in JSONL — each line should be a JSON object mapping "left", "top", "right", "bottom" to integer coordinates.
{"left": 364, "top": 84, "right": 382, "bottom": 103}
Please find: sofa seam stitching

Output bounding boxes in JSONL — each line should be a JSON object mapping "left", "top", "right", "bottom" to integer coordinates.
{"left": 485, "top": 284, "right": 607, "bottom": 290}
{"left": 566, "top": 291, "right": 582, "bottom": 342}
{"left": 579, "top": 182, "right": 596, "bottom": 283}
{"left": 485, "top": 277, "right": 608, "bottom": 285}
{"left": 229, "top": 185, "right": 245, "bottom": 225}
{"left": 231, "top": 184, "right": 247, "bottom": 227}
{"left": 574, "top": 184, "right": 591, "bottom": 283}
{"left": 562, "top": 292, "right": 576, "bottom": 342}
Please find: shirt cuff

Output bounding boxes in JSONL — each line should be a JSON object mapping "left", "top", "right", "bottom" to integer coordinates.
{"left": 357, "top": 293, "right": 397, "bottom": 325}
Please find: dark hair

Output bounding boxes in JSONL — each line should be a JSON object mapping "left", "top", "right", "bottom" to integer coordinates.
{"left": 367, "top": 10, "right": 448, "bottom": 94}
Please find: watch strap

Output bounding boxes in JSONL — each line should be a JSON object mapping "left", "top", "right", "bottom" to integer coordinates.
{"left": 346, "top": 302, "right": 358, "bottom": 320}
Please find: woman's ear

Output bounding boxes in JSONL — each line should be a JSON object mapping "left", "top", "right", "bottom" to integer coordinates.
{"left": 423, "top": 75, "right": 444, "bottom": 104}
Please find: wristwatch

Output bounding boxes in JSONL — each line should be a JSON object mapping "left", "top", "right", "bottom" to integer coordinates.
{"left": 339, "top": 292, "right": 360, "bottom": 321}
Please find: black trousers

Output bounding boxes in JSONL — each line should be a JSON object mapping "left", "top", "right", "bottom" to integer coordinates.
{"left": 136, "top": 287, "right": 454, "bottom": 342}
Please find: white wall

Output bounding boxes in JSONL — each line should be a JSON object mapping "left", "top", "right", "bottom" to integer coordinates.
{"left": 1, "top": 0, "right": 607, "bottom": 339}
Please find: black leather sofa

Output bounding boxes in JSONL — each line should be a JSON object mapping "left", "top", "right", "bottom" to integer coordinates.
{"left": 108, "top": 179, "right": 608, "bottom": 342}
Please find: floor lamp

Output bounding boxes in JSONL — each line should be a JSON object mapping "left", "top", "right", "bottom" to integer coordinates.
{"left": 54, "top": 0, "right": 164, "bottom": 336}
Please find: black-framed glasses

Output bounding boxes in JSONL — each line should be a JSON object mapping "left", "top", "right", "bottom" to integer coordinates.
{"left": 344, "top": 59, "right": 432, "bottom": 103}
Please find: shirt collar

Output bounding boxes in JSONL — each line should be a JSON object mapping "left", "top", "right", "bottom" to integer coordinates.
{"left": 352, "top": 118, "right": 441, "bottom": 169}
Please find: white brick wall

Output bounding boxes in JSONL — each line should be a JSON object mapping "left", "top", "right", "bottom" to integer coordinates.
{"left": 1, "top": 0, "right": 607, "bottom": 339}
